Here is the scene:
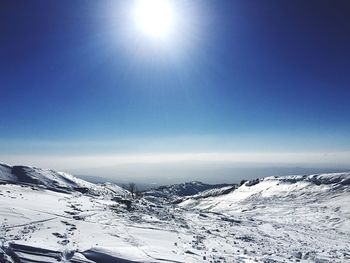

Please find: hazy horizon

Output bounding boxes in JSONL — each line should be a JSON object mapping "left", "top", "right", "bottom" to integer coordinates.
{"left": 2, "top": 151, "right": 350, "bottom": 185}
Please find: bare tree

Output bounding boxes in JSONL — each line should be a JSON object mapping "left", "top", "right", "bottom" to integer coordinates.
{"left": 127, "top": 182, "right": 136, "bottom": 199}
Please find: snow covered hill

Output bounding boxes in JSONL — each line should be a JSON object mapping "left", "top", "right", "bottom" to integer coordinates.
{"left": 180, "top": 173, "right": 350, "bottom": 213}
{"left": 181, "top": 185, "right": 237, "bottom": 202}
{"left": 1, "top": 163, "right": 349, "bottom": 263}
{"left": 180, "top": 173, "right": 350, "bottom": 262}
{"left": 143, "top": 181, "right": 233, "bottom": 203}
{"left": 0, "top": 163, "right": 127, "bottom": 196}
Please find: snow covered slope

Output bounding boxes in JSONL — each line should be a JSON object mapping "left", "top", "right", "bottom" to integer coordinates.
{"left": 181, "top": 173, "right": 350, "bottom": 213}
{"left": 0, "top": 163, "right": 127, "bottom": 196}
{"left": 0, "top": 164, "right": 16, "bottom": 182}
{"left": 143, "top": 181, "right": 233, "bottom": 203}
{"left": 181, "top": 185, "right": 237, "bottom": 201}
{"left": 1, "top": 164, "right": 349, "bottom": 263}
{"left": 180, "top": 173, "right": 350, "bottom": 262}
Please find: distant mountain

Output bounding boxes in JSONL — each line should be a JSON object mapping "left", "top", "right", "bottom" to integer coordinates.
{"left": 143, "top": 181, "right": 236, "bottom": 202}
{"left": 182, "top": 185, "right": 237, "bottom": 201}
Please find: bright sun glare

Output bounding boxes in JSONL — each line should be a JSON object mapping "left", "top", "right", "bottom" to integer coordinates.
{"left": 133, "top": 0, "right": 176, "bottom": 39}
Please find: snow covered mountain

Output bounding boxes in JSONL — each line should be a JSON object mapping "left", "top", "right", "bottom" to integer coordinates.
{"left": 180, "top": 173, "right": 350, "bottom": 213}
{"left": 180, "top": 185, "right": 237, "bottom": 201}
{"left": 0, "top": 163, "right": 128, "bottom": 196}
{"left": 1, "top": 163, "right": 349, "bottom": 262}
{"left": 143, "top": 181, "right": 234, "bottom": 203}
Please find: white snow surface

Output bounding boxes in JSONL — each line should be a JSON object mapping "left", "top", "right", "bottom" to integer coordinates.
{"left": 1, "top": 164, "right": 349, "bottom": 263}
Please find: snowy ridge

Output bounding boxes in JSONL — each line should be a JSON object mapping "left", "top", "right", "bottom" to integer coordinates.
{"left": 143, "top": 181, "right": 232, "bottom": 203}
{"left": 0, "top": 163, "right": 127, "bottom": 196}
{"left": 182, "top": 185, "right": 237, "bottom": 201}
{"left": 181, "top": 172, "right": 350, "bottom": 212}
{"left": 252, "top": 172, "right": 350, "bottom": 186}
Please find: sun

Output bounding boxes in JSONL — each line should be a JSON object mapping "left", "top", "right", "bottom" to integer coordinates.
{"left": 132, "top": 0, "right": 176, "bottom": 39}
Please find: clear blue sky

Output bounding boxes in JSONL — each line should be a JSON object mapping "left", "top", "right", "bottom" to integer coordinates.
{"left": 1, "top": 1, "right": 350, "bottom": 181}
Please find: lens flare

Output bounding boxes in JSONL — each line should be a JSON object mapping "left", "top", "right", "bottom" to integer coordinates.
{"left": 133, "top": 0, "right": 175, "bottom": 38}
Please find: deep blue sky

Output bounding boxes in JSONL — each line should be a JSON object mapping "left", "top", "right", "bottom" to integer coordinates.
{"left": 1, "top": 0, "right": 350, "bottom": 177}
